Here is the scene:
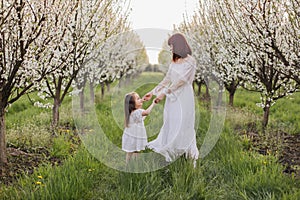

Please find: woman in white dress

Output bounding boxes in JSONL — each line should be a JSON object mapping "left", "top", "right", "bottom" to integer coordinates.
{"left": 122, "top": 92, "right": 156, "bottom": 163}
{"left": 143, "top": 33, "right": 199, "bottom": 165}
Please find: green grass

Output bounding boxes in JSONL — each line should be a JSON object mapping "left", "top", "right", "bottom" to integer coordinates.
{"left": 5, "top": 93, "right": 75, "bottom": 149}
{"left": 0, "top": 147, "right": 112, "bottom": 200}
{"left": 1, "top": 72, "right": 299, "bottom": 199}
{"left": 234, "top": 88, "right": 300, "bottom": 134}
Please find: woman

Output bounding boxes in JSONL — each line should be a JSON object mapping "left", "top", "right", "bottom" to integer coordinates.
{"left": 143, "top": 33, "right": 199, "bottom": 166}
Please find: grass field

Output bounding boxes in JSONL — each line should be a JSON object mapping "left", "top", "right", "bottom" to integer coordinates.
{"left": 233, "top": 88, "right": 300, "bottom": 134}
{"left": 0, "top": 72, "right": 299, "bottom": 199}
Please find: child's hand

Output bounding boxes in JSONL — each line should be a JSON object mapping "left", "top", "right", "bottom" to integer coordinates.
{"left": 143, "top": 92, "right": 152, "bottom": 101}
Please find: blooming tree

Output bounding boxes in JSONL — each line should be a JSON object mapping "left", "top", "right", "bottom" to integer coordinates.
{"left": 213, "top": 0, "right": 298, "bottom": 127}
{"left": 67, "top": 0, "right": 130, "bottom": 112}
{"left": 82, "top": 29, "right": 146, "bottom": 101}
{"left": 181, "top": 0, "right": 298, "bottom": 128}
{"left": 267, "top": 0, "right": 300, "bottom": 85}
{"left": 181, "top": 1, "right": 244, "bottom": 105}
{"left": 36, "top": 0, "right": 131, "bottom": 127}
{"left": 0, "top": 0, "right": 66, "bottom": 164}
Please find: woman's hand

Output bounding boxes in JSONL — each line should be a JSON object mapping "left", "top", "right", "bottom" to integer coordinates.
{"left": 143, "top": 92, "right": 153, "bottom": 101}
{"left": 154, "top": 93, "right": 165, "bottom": 104}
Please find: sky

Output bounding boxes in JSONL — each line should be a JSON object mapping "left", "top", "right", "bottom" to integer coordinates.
{"left": 128, "top": 0, "right": 199, "bottom": 64}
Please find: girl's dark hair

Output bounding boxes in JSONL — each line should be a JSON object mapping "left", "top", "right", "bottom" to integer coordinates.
{"left": 124, "top": 92, "right": 137, "bottom": 127}
{"left": 168, "top": 33, "right": 192, "bottom": 62}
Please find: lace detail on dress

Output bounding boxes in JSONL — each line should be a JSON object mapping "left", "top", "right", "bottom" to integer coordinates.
{"left": 131, "top": 109, "right": 144, "bottom": 123}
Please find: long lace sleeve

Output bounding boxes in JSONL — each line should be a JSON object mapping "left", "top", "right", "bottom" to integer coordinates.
{"left": 152, "top": 67, "right": 171, "bottom": 96}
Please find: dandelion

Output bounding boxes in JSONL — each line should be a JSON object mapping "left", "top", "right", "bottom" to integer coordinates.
{"left": 291, "top": 172, "right": 295, "bottom": 179}
{"left": 263, "top": 161, "right": 267, "bottom": 165}
{"left": 36, "top": 181, "right": 42, "bottom": 185}
{"left": 38, "top": 176, "right": 43, "bottom": 179}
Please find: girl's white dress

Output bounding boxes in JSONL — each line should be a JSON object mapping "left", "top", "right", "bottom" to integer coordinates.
{"left": 122, "top": 109, "right": 147, "bottom": 152}
{"left": 148, "top": 55, "right": 199, "bottom": 162}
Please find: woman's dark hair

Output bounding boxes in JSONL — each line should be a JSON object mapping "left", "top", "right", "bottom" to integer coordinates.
{"left": 124, "top": 92, "right": 137, "bottom": 127}
{"left": 168, "top": 33, "right": 192, "bottom": 62}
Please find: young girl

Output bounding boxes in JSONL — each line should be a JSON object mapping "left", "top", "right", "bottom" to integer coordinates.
{"left": 122, "top": 92, "right": 156, "bottom": 162}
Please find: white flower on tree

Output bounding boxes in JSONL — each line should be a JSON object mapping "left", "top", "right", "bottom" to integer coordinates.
{"left": 36, "top": 0, "right": 131, "bottom": 127}
{"left": 0, "top": 0, "right": 67, "bottom": 164}
{"left": 180, "top": 0, "right": 299, "bottom": 128}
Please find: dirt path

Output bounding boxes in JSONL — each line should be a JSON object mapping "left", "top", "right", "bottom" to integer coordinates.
{"left": 243, "top": 128, "right": 300, "bottom": 178}
{"left": 279, "top": 134, "right": 300, "bottom": 175}
{"left": 0, "top": 147, "right": 62, "bottom": 185}
{"left": 1, "top": 128, "right": 299, "bottom": 185}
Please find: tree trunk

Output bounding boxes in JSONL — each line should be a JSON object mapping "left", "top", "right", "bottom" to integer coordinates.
{"left": 229, "top": 92, "right": 234, "bottom": 107}
{"left": 197, "top": 83, "right": 202, "bottom": 96}
{"left": 89, "top": 82, "right": 95, "bottom": 103}
{"left": 193, "top": 82, "right": 201, "bottom": 96}
{"left": 52, "top": 97, "right": 61, "bottom": 128}
{"left": 203, "top": 82, "right": 211, "bottom": 109}
{"left": 205, "top": 83, "right": 210, "bottom": 100}
{"left": 118, "top": 79, "right": 122, "bottom": 89}
{"left": 217, "top": 85, "right": 224, "bottom": 107}
{"left": 0, "top": 107, "right": 7, "bottom": 165}
{"left": 106, "top": 81, "right": 110, "bottom": 92}
{"left": 125, "top": 74, "right": 131, "bottom": 86}
{"left": 79, "top": 89, "right": 84, "bottom": 113}
{"left": 262, "top": 101, "right": 271, "bottom": 128}
{"left": 227, "top": 81, "right": 238, "bottom": 107}
{"left": 101, "top": 82, "right": 105, "bottom": 99}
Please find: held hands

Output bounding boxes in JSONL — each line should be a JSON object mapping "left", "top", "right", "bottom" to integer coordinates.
{"left": 154, "top": 93, "right": 165, "bottom": 104}
{"left": 142, "top": 92, "right": 153, "bottom": 101}
{"left": 143, "top": 91, "right": 165, "bottom": 104}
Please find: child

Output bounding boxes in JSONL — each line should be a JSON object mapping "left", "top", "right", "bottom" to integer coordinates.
{"left": 122, "top": 92, "right": 156, "bottom": 163}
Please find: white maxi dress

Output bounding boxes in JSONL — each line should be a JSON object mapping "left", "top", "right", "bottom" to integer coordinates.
{"left": 148, "top": 55, "right": 199, "bottom": 163}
